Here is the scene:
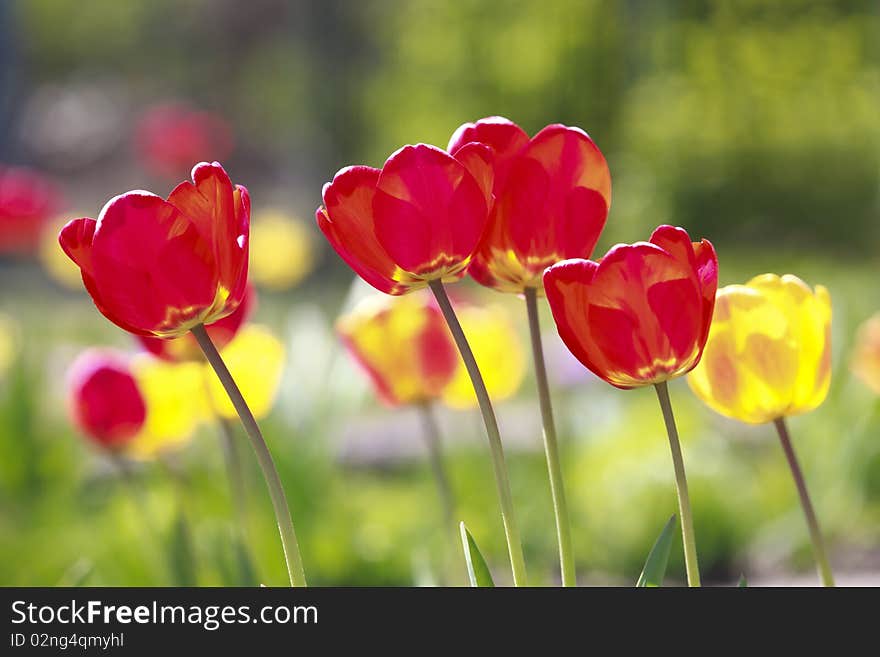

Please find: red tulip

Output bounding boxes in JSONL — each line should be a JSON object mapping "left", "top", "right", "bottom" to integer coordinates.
{"left": 448, "top": 116, "right": 611, "bottom": 293}
{"left": 0, "top": 165, "right": 62, "bottom": 255}
{"left": 135, "top": 102, "right": 234, "bottom": 179}
{"left": 59, "top": 162, "right": 249, "bottom": 338}
{"left": 136, "top": 284, "right": 255, "bottom": 361}
{"left": 316, "top": 143, "right": 493, "bottom": 295}
{"left": 543, "top": 225, "right": 717, "bottom": 389}
{"left": 68, "top": 350, "right": 146, "bottom": 449}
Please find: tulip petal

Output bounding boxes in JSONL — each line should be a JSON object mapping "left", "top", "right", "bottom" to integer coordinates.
{"left": 471, "top": 124, "right": 610, "bottom": 292}
{"left": 373, "top": 144, "right": 487, "bottom": 278}
{"left": 451, "top": 141, "right": 494, "bottom": 207}
{"left": 318, "top": 165, "right": 413, "bottom": 295}
{"left": 166, "top": 162, "right": 243, "bottom": 293}
{"left": 447, "top": 116, "right": 529, "bottom": 193}
{"left": 543, "top": 258, "right": 607, "bottom": 382}
{"left": 58, "top": 217, "right": 97, "bottom": 272}
{"left": 89, "top": 192, "right": 219, "bottom": 336}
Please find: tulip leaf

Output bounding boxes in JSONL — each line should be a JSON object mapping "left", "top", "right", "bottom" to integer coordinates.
{"left": 460, "top": 522, "right": 494, "bottom": 587}
{"left": 636, "top": 515, "right": 676, "bottom": 587}
{"left": 167, "top": 511, "right": 198, "bottom": 586}
{"left": 738, "top": 574, "right": 748, "bottom": 588}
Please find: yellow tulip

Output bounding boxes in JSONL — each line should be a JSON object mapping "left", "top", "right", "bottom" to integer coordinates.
{"left": 442, "top": 303, "right": 526, "bottom": 410}
{"left": 337, "top": 292, "right": 458, "bottom": 406}
{"left": 205, "top": 324, "right": 286, "bottom": 420}
{"left": 248, "top": 209, "right": 315, "bottom": 290}
{"left": 0, "top": 313, "right": 18, "bottom": 378}
{"left": 850, "top": 313, "right": 880, "bottom": 395}
{"left": 127, "top": 355, "right": 208, "bottom": 459}
{"left": 688, "top": 274, "right": 832, "bottom": 424}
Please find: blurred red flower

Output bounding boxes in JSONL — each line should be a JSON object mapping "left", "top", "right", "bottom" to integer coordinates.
{"left": 68, "top": 350, "right": 146, "bottom": 449}
{"left": 337, "top": 292, "right": 458, "bottom": 406}
{"left": 136, "top": 284, "right": 255, "bottom": 361}
{"left": 135, "top": 102, "right": 234, "bottom": 179}
{"left": 0, "top": 165, "right": 62, "bottom": 255}
{"left": 543, "top": 225, "right": 717, "bottom": 389}
{"left": 448, "top": 116, "right": 611, "bottom": 294}
{"left": 59, "top": 162, "right": 249, "bottom": 338}
{"left": 316, "top": 143, "right": 493, "bottom": 295}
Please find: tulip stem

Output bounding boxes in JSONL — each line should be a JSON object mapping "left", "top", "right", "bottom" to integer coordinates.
{"left": 429, "top": 280, "right": 527, "bottom": 586}
{"left": 654, "top": 381, "right": 701, "bottom": 587}
{"left": 417, "top": 400, "right": 463, "bottom": 585}
{"left": 417, "top": 401, "right": 457, "bottom": 538}
{"left": 772, "top": 418, "right": 835, "bottom": 587}
{"left": 524, "top": 287, "right": 576, "bottom": 587}
{"left": 192, "top": 324, "right": 306, "bottom": 587}
{"left": 217, "top": 417, "right": 250, "bottom": 536}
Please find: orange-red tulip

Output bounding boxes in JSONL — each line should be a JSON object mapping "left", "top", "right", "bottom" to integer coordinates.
{"left": 68, "top": 350, "right": 146, "bottom": 450}
{"left": 136, "top": 284, "right": 255, "bottom": 361}
{"left": 316, "top": 143, "right": 492, "bottom": 295}
{"left": 59, "top": 162, "right": 249, "bottom": 338}
{"left": 337, "top": 292, "right": 458, "bottom": 406}
{"left": 448, "top": 116, "right": 611, "bottom": 293}
{"left": 0, "top": 165, "right": 62, "bottom": 255}
{"left": 544, "top": 225, "right": 717, "bottom": 389}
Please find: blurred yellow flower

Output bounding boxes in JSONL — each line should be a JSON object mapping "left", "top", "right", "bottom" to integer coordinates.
{"left": 0, "top": 313, "right": 19, "bottom": 377}
{"left": 337, "top": 293, "right": 458, "bottom": 406}
{"left": 127, "top": 355, "right": 208, "bottom": 459}
{"left": 249, "top": 209, "right": 315, "bottom": 290}
{"left": 442, "top": 303, "right": 526, "bottom": 410}
{"left": 851, "top": 313, "right": 880, "bottom": 395}
{"left": 205, "top": 324, "right": 286, "bottom": 420}
{"left": 688, "top": 274, "right": 832, "bottom": 425}
{"left": 40, "top": 216, "right": 84, "bottom": 289}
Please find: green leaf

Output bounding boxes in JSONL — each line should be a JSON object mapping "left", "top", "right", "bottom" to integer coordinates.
{"left": 167, "top": 511, "right": 198, "bottom": 586}
{"left": 738, "top": 574, "right": 748, "bottom": 587}
{"left": 460, "top": 522, "right": 494, "bottom": 587}
{"left": 637, "top": 515, "right": 676, "bottom": 587}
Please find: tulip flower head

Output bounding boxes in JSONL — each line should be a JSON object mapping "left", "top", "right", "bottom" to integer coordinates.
{"left": 136, "top": 285, "right": 254, "bottom": 361}
{"left": 0, "top": 165, "right": 62, "bottom": 255}
{"left": 688, "top": 274, "right": 831, "bottom": 424}
{"left": 204, "top": 324, "right": 286, "bottom": 420}
{"left": 317, "top": 143, "right": 492, "bottom": 295}
{"left": 127, "top": 355, "right": 208, "bottom": 459}
{"left": 851, "top": 313, "right": 880, "bottom": 396}
{"left": 442, "top": 302, "right": 526, "bottom": 409}
{"left": 448, "top": 116, "right": 611, "bottom": 294}
{"left": 249, "top": 209, "right": 315, "bottom": 290}
{"left": 67, "top": 350, "right": 146, "bottom": 450}
{"left": 337, "top": 292, "right": 459, "bottom": 406}
{"left": 59, "top": 162, "right": 249, "bottom": 338}
{"left": 544, "top": 225, "right": 718, "bottom": 389}
{"left": 135, "top": 102, "right": 234, "bottom": 179}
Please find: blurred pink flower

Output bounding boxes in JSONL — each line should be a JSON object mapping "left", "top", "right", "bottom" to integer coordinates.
{"left": 67, "top": 349, "right": 146, "bottom": 450}
{"left": 0, "top": 165, "right": 62, "bottom": 255}
{"left": 134, "top": 102, "right": 234, "bottom": 179}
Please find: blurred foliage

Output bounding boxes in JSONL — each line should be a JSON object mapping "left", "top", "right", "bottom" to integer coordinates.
{"left": 12, "top": 0, "right": 878, "bottom": 249}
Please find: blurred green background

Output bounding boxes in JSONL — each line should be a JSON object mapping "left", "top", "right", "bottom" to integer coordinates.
{"left": 1, "top": 0, "right": 879, "bottom": 586}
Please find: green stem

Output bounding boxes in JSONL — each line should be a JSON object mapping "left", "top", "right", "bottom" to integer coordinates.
{"left": 417, "top": 400, "right": 456, "bottom": 536}
{"left": 524, "top": 287, "right": 576, "bottom": 587}
{"left": 773, "top": 418, "right": 835, "bottom": 587}
{"left": 192, "top": 324, "right": 306, "bottom": 587}
{"left": 217, "top": 416, "right": 250, "bottom": 535}
{"left": 417, "top": 400, "right": 463, "bottom": 585}
{"left": 654, "top": 381, "right": 701, "bottom": 587}
{"left": 429, "top": 280, "right": 527, "bottom": 586}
